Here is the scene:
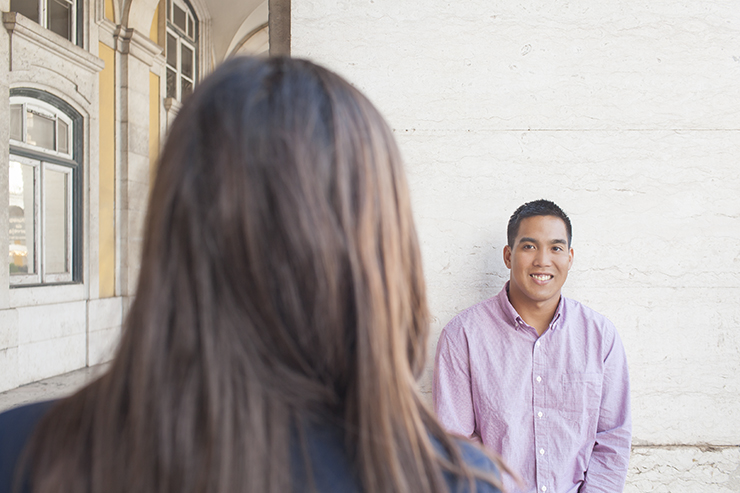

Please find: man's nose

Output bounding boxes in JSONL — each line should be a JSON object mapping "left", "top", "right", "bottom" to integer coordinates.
{"left": 533, "top": 250, "right": 551, "bottom": 266}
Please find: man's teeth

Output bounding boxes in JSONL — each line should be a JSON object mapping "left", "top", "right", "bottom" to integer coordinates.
{"left": 531, "top": 274, "right": 552, "bottom": 281}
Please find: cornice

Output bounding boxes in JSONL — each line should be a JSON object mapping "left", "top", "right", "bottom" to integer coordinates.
{"left": 115, "top": 26, "right": 163, "bottom": 67}
{"left": 3, "top": 12, "right": 105, "bottom": 74}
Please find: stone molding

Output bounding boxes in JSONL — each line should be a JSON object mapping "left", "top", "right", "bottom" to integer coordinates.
{"left": 3, "top": 12, "right": 105, "bottom": 74}
{"left": 97, "top": 18, "right": 118, "bottom": 45}
{"left": 163, "top": 97, "right": 181, "bottom": 129}
{"left": 114, "top": 26, "right": 162, "bottom": 67}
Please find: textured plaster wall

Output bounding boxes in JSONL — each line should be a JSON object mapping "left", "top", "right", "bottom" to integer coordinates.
{"left": 291, "top": 0, "right": 740, "bottom": 491}
{"left": 0, "top": 13, "right": 100, "bottom": 393}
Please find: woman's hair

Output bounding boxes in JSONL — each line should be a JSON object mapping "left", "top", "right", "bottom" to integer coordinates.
{"left": 23, "top": 57, "right": 503, "bottom": 493}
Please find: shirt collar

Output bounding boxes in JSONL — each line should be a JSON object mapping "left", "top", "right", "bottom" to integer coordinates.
{"left": 550, "top": 300, "right": 564, "bottom": 330}
{"left": 498, "top": 281, "right": 565, "bottom": 332}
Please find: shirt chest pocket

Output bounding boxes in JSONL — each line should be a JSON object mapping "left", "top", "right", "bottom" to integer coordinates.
{"left": 558, "top": 372, "right": 602, "bottom": 424}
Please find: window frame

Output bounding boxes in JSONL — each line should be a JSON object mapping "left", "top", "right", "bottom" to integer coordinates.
{"left": 8, "top": 155, "right": 40, "bottom": 284}
{"left": 9, "top": 0, "right": 82, "bottom": 45}
{"left": 8, "top": 156, "right": 74, "bottom": 284}
{"left": 165, "top": 0, "right": 198, "bottom": 102}
{"left": 9, "top": 89, "right": 83, "bottom": 287}
{"left": 41, "top": 160, "right": 74, "bottom": 283}
{"left": 10, "top": 97, "right": 74, "bottom": 159}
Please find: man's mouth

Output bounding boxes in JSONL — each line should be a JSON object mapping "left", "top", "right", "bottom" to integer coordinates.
{"left": 530, "top": 274, "right": 553, "bottom": 282}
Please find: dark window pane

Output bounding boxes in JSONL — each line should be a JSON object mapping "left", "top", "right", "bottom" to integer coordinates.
{"left": 187, "top": 16, "right": 193, "bottom": 38}
{"left": 10, "top": 105, "right": 23, "bottom": 142}
{"left": 181, "top": 44, "right": 193, "bottom": 78}
{"left": 181, "top": 78, "right": 192, "bottom": 100}
{"left": 173, "top": 4, "right": 186, "bottom": 32}
{"left": 11, "top": 0, "right": 39, "bottom": 23}
{"left": 166, "top": 68, "right": 177, "bottom": 99}
{"left": 48, "top": 0, "right": 72, "bottom": 41}
{"left": 166, "top": 0, "right": 171, "bottom": 21}
{"left": 166, "top": 33, "right": 177, "bottom": 68}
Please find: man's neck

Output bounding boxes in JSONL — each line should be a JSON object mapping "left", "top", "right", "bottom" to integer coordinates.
{"left": 507, "top": 288, "right": 560, "bottom": 336}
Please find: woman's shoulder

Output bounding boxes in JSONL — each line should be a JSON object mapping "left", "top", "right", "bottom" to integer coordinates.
{"left": 438, "top": 437, "right": 503, "bottom": 493}
{"left": 299, "top": 422, "right": 502, "bottom": 493}
{"left": 0, "top": 400, "right": 56, "bottom": 446}
{"left": 293, "top": 419, "right": 361, "bottom": 492}
{"left": 0, "top": 401, "right": 56, "bottom": 492}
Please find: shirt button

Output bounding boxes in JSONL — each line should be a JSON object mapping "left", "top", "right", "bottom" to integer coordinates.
{"left": 539, "top": 448, "right": 545, "bottom": 455}
{"left": 541, "top": 487, "right": 547, "bottom": 492}
{"left": 535, "top": 341, "right": 541, "bottom": 347}
{"left": 536, "top": 376, "right": 542, "bottom": 383}
{"left": 538, "top": 411, "right": 543, "bottom": 418}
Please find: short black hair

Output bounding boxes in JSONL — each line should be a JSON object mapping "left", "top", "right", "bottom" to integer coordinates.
{"left": 507, "top": 199, "right": 572, "bottom": 247}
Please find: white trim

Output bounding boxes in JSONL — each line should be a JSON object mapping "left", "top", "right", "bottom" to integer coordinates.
{"left": 179, "top": 0, "right": 211, "bottom": 80}
{"left": 8, "top": 154, "right": 75, "bottom": 286}
{"left": 165, "top": 23, "right": 195, "bottom": 101}
{"left": 41, "top": 162, "right": 73, "bottom": 283}
{"left": 8, "top": 155, "right": 41, "bottom": 285}
{"left": 9, "top": 97, "right": 74, "bottom": 159}
{"left": 8, "top": 95, "right": 79, "bottom": 288}
{"left": 167, "top": 0, "right": 194, "bottom": 41}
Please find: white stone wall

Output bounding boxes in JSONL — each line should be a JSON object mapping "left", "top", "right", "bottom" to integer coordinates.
{"left": 88, "top": 297, "right": 124, "bottom": 365}
{"left": 292, "top": 0, "right": 740, "bottom": 491}
{"left": 0, "top": 8, "right": 123, "bottom": 393}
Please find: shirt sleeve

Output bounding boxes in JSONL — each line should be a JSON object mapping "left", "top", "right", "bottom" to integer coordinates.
{"left": 433, "top": 323, "right": 479, "bottom": 442}
{"left": 581, "top": 327, "right": 632, "bottom": 493}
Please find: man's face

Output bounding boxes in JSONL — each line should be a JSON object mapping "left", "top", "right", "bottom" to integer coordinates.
{"left": 503, "top": 215, "right": 574, "bottom": 309}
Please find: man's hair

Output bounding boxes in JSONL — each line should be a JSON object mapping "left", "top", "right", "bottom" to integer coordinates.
{"left": 507, "top": 199, "right": 572, "bottom": 247}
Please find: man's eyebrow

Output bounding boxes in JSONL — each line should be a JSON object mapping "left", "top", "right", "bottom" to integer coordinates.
{"left": 517, "top": 237, "right": 568, "bottom": 245}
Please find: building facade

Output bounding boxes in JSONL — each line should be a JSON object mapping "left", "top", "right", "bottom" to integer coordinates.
{"left": 0, "top": 0, "right": 273, "bottom": 392}
{"left": 2, "top": 0, "right": 739, "bottom": 491}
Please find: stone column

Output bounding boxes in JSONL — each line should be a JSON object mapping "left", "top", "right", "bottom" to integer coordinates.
{"left": 268, "top": 0, "right": 290, "bottom": 56}
{"left": 114, "top": 28, "right": 162, "bottom": 301}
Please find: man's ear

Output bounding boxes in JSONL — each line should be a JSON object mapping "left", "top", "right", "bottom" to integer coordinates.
{"left": 503, "top": 245, "right": 512, "bottom": 269}
{"left": 568, "top": 247, "right": 574, "bottom": 270}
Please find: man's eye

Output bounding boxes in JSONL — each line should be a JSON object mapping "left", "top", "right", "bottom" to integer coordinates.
{"left": 553, "top": 246, "right": 562, "bottom": 252}
{"left": 522, "top": 244, "right": 534, "bottom": 250}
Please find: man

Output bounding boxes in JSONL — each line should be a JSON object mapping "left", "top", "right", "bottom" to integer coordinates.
{"left": 434, "top": 199, "right": 631, "bottom": 493}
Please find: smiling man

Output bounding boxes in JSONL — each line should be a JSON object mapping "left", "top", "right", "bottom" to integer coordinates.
{"left": 433, "top": 200, "right": 631, "bottom": 493}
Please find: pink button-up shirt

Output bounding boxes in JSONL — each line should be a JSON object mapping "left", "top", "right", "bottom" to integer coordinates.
{"left": 434, "top": 284, "right": 631, "bottom": 493}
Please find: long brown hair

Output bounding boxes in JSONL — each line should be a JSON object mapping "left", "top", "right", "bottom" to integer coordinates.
{"left": 24, "top": 57, "right": 504, "bottom": 493}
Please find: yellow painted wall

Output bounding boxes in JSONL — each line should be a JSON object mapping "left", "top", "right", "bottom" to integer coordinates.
{"left": 149, "top": 2, "right": 159, "bottom": 45}
{"left": 99, "top": 43, "right": 116, "bottom": 298}
{"left": 149, "top": 72, "right": 160, "bottom": 188}
{"left": 105, "top": 0, "right": 114, "bottom": 22}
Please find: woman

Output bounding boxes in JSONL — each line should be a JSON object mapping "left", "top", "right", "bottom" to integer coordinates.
{"left": 0, "top": 57, "right": 506, "bottom": 493}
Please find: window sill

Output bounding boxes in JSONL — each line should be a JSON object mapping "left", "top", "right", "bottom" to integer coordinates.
{"left": 8, "top": 282, "right": 86, "bottom": 308}
{"left": 3, "top": 12, "right": 104, "bottom": 75}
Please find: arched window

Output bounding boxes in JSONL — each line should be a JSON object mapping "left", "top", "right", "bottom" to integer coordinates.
{"left": 8, "top": 90, "right": 82, "bottom": 286}
{"left": 165, "top": 0, "right": 197, "bottom": 101}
